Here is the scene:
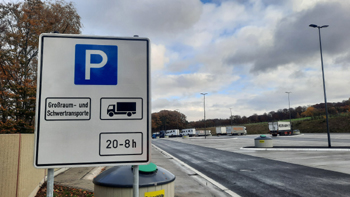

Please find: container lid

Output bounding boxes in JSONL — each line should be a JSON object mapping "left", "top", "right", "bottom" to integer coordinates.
{"left": 93, "top": 165, "right": 175, "bottom": 188}
{"left": 255, "top": 135, "right": 272, "bottom": 140}
{"left": 139, "top": 162, "right": 157, "bottom": 173}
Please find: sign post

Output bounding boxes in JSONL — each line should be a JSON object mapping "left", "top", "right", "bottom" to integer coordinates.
{"left": 47, "top": 168, "right": 54, "bottom": 197}
{"left": 34, "top": 34, "right": 150, "bottom": 169}
{"left": 133, "top": 165, "right": 139, "bottom": 197}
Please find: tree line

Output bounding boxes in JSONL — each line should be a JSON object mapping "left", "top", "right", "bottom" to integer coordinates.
{"left": 0, "top": 0, "right": 81, "bottom": 133}
{"left": 152, "top": 110, "right": 188, "bottom": 132}
{"left": 152, "top": 98, "right": 350, "bottom": 132}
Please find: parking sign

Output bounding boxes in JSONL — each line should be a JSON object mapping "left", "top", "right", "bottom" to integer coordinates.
{"left": 74, "top": 44, "right": 118, "bottom": 85}
{"left": 34, "top": 34, "right": 150, "bottom": 168}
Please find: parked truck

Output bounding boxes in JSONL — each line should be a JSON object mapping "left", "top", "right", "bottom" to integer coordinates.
{"left": 152, "top": 132, "right": 160, "bottom": 139}
{"left": 196, "top": 130, "right": 211, "bottom": 136}
{"left": 268, "top": 121, "right": 292, "bottom": 136}
{"left": 226, "top": 126, "right": 247, "bottom": 135}
{"left": 216, "top": 127, "right": 227, "bottom": 136}
{"left": 181, "top": 128, "right": 196, "bottom": 137}
{"left": 159, "top": 130, "right": 165, "bottom": 138}
{"left": 165, "top": 129, "right": 180, "bottom": 137}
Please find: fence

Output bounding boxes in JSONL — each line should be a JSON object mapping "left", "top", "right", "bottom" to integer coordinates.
{"left": 0, "top": 134, "right": 46, "bottom": 197}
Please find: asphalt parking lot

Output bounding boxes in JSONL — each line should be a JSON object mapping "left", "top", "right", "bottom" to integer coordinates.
{"left": 158, "top": 133, "right": 350, "bottom": 175}
{"left": 153, "top": 133, "right": 350, "bottom": 196}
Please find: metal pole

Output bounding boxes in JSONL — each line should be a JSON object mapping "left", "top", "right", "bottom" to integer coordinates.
{"left": 176, "top": 109, "right": 179, "bottom": 130}
{"left": 47, "top": 168, "right": 54, "bottom": 197}
{"left": 204, "top": 94, "right": 206, "bottom": 139}
{"left": 286, "top": 92, "right": 292, "bottom": 132}
{"left": 201, "top": 93, "right": 207, "bottom": 139}
{"left": 133, "top": 165, "right": 139, "bottom": 197}
{"left": 229, "top": 108, "right": 233, "bottom": 126}
{"left": 317, "top": 27, "right": 331, "bottom": 148}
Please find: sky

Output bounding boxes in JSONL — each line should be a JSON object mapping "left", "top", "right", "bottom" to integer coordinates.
{"left": 7, "top": 0, "right": 350, "bottom": 121}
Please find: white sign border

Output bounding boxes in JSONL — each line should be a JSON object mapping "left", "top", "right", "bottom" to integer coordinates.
{"left": 34, "top": 34, "right": 151, "bottom": 168}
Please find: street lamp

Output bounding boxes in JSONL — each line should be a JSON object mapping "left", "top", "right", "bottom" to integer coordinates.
{"left": 229, "top": 108, "right": 233, "bottom": 126}
{"left": 201, "top": 93, "right": 208, "bottom": 139}
{"left": 285, "top": 92, "right": 292, "bottom": 133}
{"left": 309, "top": 24, "right": 331, "bottom": 148}
{"left": 175, "top": 109, "right": 179, "bottom": 129}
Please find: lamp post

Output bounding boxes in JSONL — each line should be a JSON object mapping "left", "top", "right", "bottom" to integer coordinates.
{"left": 175, "top": 109, "right": 179, "bottom": 130}
{"left": 309, "top": 24, "right": 331, "bottom": 148}
{"left": 286, "top": 92, "right": 292, "bottom": 133}
{"left": 201, "top": 93, "right": 207, "bottom": 139}
{"left": 229, "top": 108, "right": 233, "bottom": 126}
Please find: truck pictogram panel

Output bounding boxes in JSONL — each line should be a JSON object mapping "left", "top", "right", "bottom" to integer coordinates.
{"left": 107, "top": 102, "right": 136, "bottom": 117}
{"left": 100, "top": 98, "right": 143, "bottom": 120}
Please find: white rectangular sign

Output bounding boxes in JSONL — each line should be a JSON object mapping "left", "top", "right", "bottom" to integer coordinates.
{"left": 34, "top": 34, "right": 150, "bottom": 168}
{"left": 99, "top": 132, "right": 143, "bottom": 156}
{"left": 45, "top": 98, "right": 91, "bottom": 120}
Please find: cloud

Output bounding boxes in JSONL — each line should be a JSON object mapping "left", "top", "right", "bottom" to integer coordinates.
{"left": 151, "top": 43, "right": 169, "bottom": 71}
{"left": 226, "top": 1, "right": 350, "bottom": 74}
{"left": 152, "top": 72, "right": 239, "bottom": 99}
{"left": 70, "top": 0, "right": 350, "bottom": 121}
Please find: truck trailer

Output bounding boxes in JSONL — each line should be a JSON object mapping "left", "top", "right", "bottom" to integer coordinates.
{"left": 216, "top": 127, "right": 227, "bottom": 136}
{"left": 268, "top": 122, "right": 291, "bottom": 136}
{"left": 165, "top": 129, "right": 180, "bottom": 137}
{"left": 196, "top": 130, "right": 211, "bottom": 136}
{"left": 226, "top": 126, "right": 247, "bottom": 135}
{"left": 152, "top": 132, "right": 159, "bottom": 139}
{"left": 181, "top": 128, "right": 196, "bottom": 137}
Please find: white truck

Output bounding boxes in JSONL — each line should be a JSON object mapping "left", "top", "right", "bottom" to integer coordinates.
{"left": 268, "top": 122, "right": 291, "bottom": 136}
{"left": 196, "top": 130, "right": 211, "bottom": 136}
{"left": 226, "top": 126, "right": 247, "bottom": 135}
{"left": 216, "top": 127, "right": 227, "bottom": 136}
{"left": 165, "top": 129, "right": 180, "bottom": 137}
{"left": 181, "top": 128, "right": 196, "bottom": 137}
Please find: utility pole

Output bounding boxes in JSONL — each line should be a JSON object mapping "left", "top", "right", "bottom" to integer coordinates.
{"left": 309, "top": 24, "right": 331, "bottom": 148}
{"left": 286, "top": 92, "right": 292, "bottom": 133}
{"left": 229, "top": 108, "right": 233, "bottom": 126}
{"left": 201, "top": 93, "right": 207, "bottom": 139}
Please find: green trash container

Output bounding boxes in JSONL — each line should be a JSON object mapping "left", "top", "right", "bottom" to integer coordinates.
{"left": 255, "top": 135, "right": 273, "bottom": 148}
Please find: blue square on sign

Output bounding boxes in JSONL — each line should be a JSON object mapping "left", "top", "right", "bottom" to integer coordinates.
{"left": 75, "top": 44, "right": 118, "bottom": 85}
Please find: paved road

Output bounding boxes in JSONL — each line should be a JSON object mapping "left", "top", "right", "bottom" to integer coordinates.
{"left": 153, "top": 139, "right": 350, "bottom": 197}
{"left": 210, "top": 134, "right": 350, "bottom": 144}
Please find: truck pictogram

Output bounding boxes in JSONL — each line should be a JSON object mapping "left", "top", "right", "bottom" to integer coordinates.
{"left": 107, "top": 102, "right": 136, "bottom": 117}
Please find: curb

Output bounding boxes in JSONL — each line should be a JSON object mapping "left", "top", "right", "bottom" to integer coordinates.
{"left": 54, "top": 168, "right": 70, "bottom": 177}
{"left": 240, "top": 147, "right": 350, "bottom": 151}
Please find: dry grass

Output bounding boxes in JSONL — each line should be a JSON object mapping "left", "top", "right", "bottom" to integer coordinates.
{"left": 35, "top": 182, "right": 94, "bottom": 197}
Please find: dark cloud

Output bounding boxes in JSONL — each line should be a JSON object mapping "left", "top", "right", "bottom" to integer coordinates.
{"left": 226, "top": 1, "right": 350, "bottom": 73}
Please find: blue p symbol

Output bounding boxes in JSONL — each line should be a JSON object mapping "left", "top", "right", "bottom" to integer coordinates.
{"left": 75, "top": 44, "right": 118, "bottom": 85}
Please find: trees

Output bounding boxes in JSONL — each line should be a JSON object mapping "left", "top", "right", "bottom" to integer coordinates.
{"left": 151, "top": 110, "right": 187, "bottom": 132}
{"left": 153, "top": 98, "right": 350, "bottom": 130}
{"left": 301, "top": 107, "right": 319, "bottom": 117}
{"left": 0, "top": 0, "right": 81, "bottom": 133}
